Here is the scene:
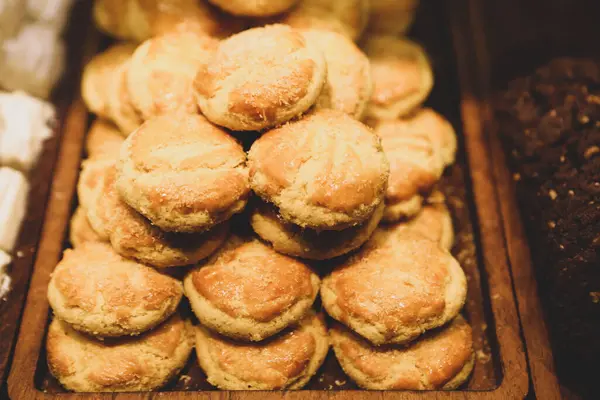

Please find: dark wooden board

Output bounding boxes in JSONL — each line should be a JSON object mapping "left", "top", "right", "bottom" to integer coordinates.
{"left": 8, "top": 0, "right": 533, "bottom": 398}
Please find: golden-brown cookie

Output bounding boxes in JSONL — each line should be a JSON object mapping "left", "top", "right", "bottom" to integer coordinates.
{"left": 279, "top": 0, "right": 370, "bottom": 41}
{"left": 367, "top": 0, "right": 419, "bottom": 36}
{"left": 85, "top": 119, "right": 125, "bottom": 159}
{"left": 248, "top": 109, "right": 389, "bottom": 230}
{"left": 48, "top": 242, "right": 183, "bottom": 337}
{"left": 194, "top": 24, "right": 327, "bottom": 131}
{"left": 250, "top": 200, "right": 383, "bottom": 260}
{"left": 76, "top": 158, "right": 114, "bottom": 241}
{"left": 374, "top": 116, "right": 445, "bottom": 221}
{"left": 127, "top": 31, "right": 217, "bottom": 119}
{"left": 300, "top": 29, "right": 372, "bottom": 119}
{"left": 330, "top": 315, "right": 474, "bottom": 390}
{"left": 408, "top": 108, "right": 457, "bottom": 166}
{"left": 69, "top": 207, "right": 105, "bottom": 248}
{"left": 47, "top": 314, "right": 193, "bottom": 392}
{"left": 194, "top": 311, "right": 329, "bottom": 389}
{"left": 321, "top": 233, "right": 467, "bottom": 345}
{"left": 106, "top": 61, "right": 143, "bottom": 136}
{"left": 81, "top": 42, "right": 136, "bottom": 118}
{"left": 116, "top": 113, "right": 249, "bottom": 233}
{"left": 88, "top": 163, "right": 228, "bottom": 268}
{"left": 184, "top": 235, "right": 320, "bottom": 341}
{"left": 208, "top": 0, "right": 299, "bottom": 16}
{"left": 364, "top": 36, "right": 433, "bottom": 120}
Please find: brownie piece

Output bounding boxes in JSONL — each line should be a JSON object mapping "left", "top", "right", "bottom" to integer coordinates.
{"left": 494, "top": 58, "right": 600, "bottom": 391}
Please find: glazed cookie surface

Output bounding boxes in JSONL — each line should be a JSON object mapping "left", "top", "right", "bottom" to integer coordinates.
{"left": 194, "top": 24, "right": 327, "bottom": 131}
{"left": 321, "top": 232, "right": 467, "bottom": 345}
{"left": 117, "top": 113, "right": 249, "bottom": 233}
{"left": 184, "top": 234, "right": 320, "bottom": 341}
{"left": 248, "top": 109, "right": 389, "bottom": 230}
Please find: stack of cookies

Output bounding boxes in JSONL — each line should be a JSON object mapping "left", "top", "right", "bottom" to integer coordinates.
{"left": 46, "top": 0, "right": 474, "bottom": 392}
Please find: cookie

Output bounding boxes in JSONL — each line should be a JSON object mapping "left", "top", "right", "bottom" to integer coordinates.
{"left": 69, "top": 207, "right": 105, "bottom": 248}
{"left": 47, "top": 314, "right": 193, "bottom": 392}
{"left": 330, "top": 316, "right": 474, "bottom": 390}
{"left": 184, "top": 235, "right": 320, "bottom": 341}
{"left": 250, "top": 200, "right": 383, "bottom": 260}
{"left": 48, "top": 242, "right": 183, "bottom": 337}
{"left": 367, "top": 0, "right": 419, "bottom": 36}
{"left": 81, "top": 42, "right": 136, "bottom": 118}
{"left": 76, "top": 157, "right": 114, "bottom": 241}
{"left": 301, "top": 29, "right": 372, "bottom": 119}
{"left": 106, "top": 61, "right": 143, "bottom": 136}
{"left": 194, "top": 311, "right": 329, "bottom": 390}
{"left": 89, "top": 163, "right": 228, "bottom": 268}
{"left": 248, "top": 109, "right": 389, "bottom": 230}
{"left": 364, "top": 36, "right": 433, "bottom": 120}
{"left": 207, "top": 0, "right": 299, "bottom": 16}
{"left": 374, "top": 115, "right": 445, "bottom": 221}
{"left": 194, "top": 24, "right": 327, "bottom": 131}
{"left": 321, "top": 232, "right": 467, "bottom": 345}
{"left": 85, "top": 119, "right": 124, "bottom": 159}
{"left": 116, "top": 113, "right": 249, "bottom": 233}
{"left": 126, "top": 31, "right": 217, "bottom": 119}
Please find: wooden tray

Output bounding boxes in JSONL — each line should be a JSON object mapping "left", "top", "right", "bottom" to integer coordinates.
{"left": 7, "top": 0, "right": 536, "bottom": 398}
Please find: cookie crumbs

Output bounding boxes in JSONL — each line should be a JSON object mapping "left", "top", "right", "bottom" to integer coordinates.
{"left": 548, "top": 221, "right": 556, "bottom": 229}
{"left": 335, "top": 380, "right": 347, "bottom": 386}
{"left": 548, "top": 189, "right": 558, "bottom": 200}
{"left": 560, "top": 155, "right": 566, "bottom": 162}
{"left": 559, "top": 244, "right": 565, "bottom": 250}
{"left": 590, "top": 292, "right": 600, "bottom": 304}
{"left": 579, "top": 115, "right": 590, "bottom": 124}
{"left": 583, "top": 146, "right": 599, "bottom": 159}
{"left": 513, "top": 173, "right": 521, "bottom": 181}
{"left": 16, "top": 251, "right": 24, "bottom": 258}
{"left": 476, "top": 350, "right": 491, "bottom": 363}
{"left": 568, "top": 190, "right": 575, "bottom": 196}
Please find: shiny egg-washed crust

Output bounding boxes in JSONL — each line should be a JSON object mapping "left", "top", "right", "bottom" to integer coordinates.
{"left": 278, "top": 0, "right": 370, "bottom": 42}
{"left": 48, "top": 242, "right": 183, "bottom": 337}
{"left": 81, "top": 42, "right": 136, "bottom": 118}
{"left": 250, "top": 201, "right": 384, "bottom": 260}
{"left": 367, "top": 0, "right": 419, "bottom": 36}
{"left": 194, "top": 311, "right": 329, "bottom": 390}
{"left": 88, "top": 163, "right": 228, "bottom": 268}
{"left": 248, "top": 109, "right": 389, "bottom": 230}
{"left": 364, "top": 36, "right": 433, "bottom": 120}
{"left": 93, "top": 0, "right": 244, "bottom": 42}
{"left": 46, "top": 314, "right": 194, "bottom": 392}
{"left": 85, "top": 119, "right": 125, "bottom": 160}
{"left": 374, "top": 115, "right": 445, "bottom": 221}
{"left": 117, "top": 113, "right": 249, "bottom": 233}
{"left": 69, "top": 207, "right": 106, "bottom": 248}
{"left": 184, "top": 235, "right": 320, "bottom": 341}
{"left": 321, "top": 233, "right": 467, "bottom": 345}
{"left": 194, "top": 24, "right": 327, "bottom": 131}
{"left": 77, "top": 158, "right": 115, "bottom": 241}
{"left": 106, "top": 61, "right": 143, "bottom": 136}
{"left": 300, "top": 29, "right": 372, "bottom": 119}
{"left": 127, "top": 31, "right": 218, "bottom": 119}
{"left": 330, "top": 315, "right": 475, "bottom": 390}
{"left": 207, "top": 0, "right": 299, "bottom": 16}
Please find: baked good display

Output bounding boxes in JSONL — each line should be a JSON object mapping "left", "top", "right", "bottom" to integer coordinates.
{"left": 48, "top": 242, "right": 183, "bottom": 337}
{"left": 116, "top": 113, "right": 249, "bottom": 233}
{"left": 47, "top": 314, "right": 193, "bottom": 392}
{"left": 300, "top": 29, "right": 372, "bottom": 119}
{"left": 367, "top": 0, "right": 419, "bottom": 36}
{"left": 321, "top": 233, "right": 466, "bottom": 345}
{"left": 194, "top": 24, "right": 327, "bottom": 131}
{"left": 106, "top": 61, "right": 144, "bottom": 136}
{"left": 207, "top": 0, "right": 299, "bottom": 17}
{"left": 364, "top": 35, "right": 433, "bottom": 120}
{"left": 184, "top": 235, "right": 320, "bottom": 341}
{"left": 194, "top": 311, "right": 329, "bottom": 390}
{"left": 69, "top": 207, "right": 105, "bottom": 248}
{"left": 85, "top": 119, "right": 124, "bottom": 159}
{"left": 330, "top": 315, "right": 474, "bottom": 390}
{"left": 248, "top": 109, "right": 389, "bottom": 230}
{"left": 126, "top": 31, "right": 217, "bottom": 119}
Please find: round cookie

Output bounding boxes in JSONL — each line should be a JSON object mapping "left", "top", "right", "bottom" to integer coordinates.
{"left": 127, "top": 31, "right": 217, "bottom": 119}
{"left": 76, "top": 158, "right": 114, "bottom": 241}
{"left": 330, "top": 316, "right": 474, "bottom": 390}
{"left": 81, "top": 42, "right": 136, "bottom": 118}
{"left": 279, "top": 0, "right": 370, "bottom": 42}
{"left": 250, "top": 200, "right": 384, "bottom": 260}
{"left": 207, "top": 0, "right": 299, "bottom": 17}
{"left": 374, "top": 115, "right": 445, "bottom": 221}
{"left": 106, "top": 61, "right": 143, "bottom": 136}
{"left": 184, "top": 235, "right": 320, "bottom": 341}
{"left": 89, "top": 163, "right": 229, "bottom": 268}
{"left": 85, "top": 119, "right": 124, "bottom": 159}
{"left": 300, "top": 29, "right": 372, "bottom": 119}
{"left": 47, "top": 314, "right": 193, "bottom": 392}
{"left": 116, "top": 113, "right": 249, "bottom": 233}
{"left": 367, "top": 0, "right": 419, "bottom": 36}
{"left": 407, "top": 108, "right": 457, "bottom": 167}
{"left": 194, "top": 311, "right": 329, "bottom": 390}
{"left": 321, "top": 232, "right": 467, "bottom": 345}
{"left": 69, "top": 207, "right": 105, "bottom": 248}
{"left": 194, "top": 24, "right": 327, "bottom": 131}
{"left": 364, "top": 36, "right": 433, "bottom": 120}
{"left": 48, "top": 242, "right": 183, "bottom": 337}
{"left": 248, "top": 109, "right": 389, "bottom": 230}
